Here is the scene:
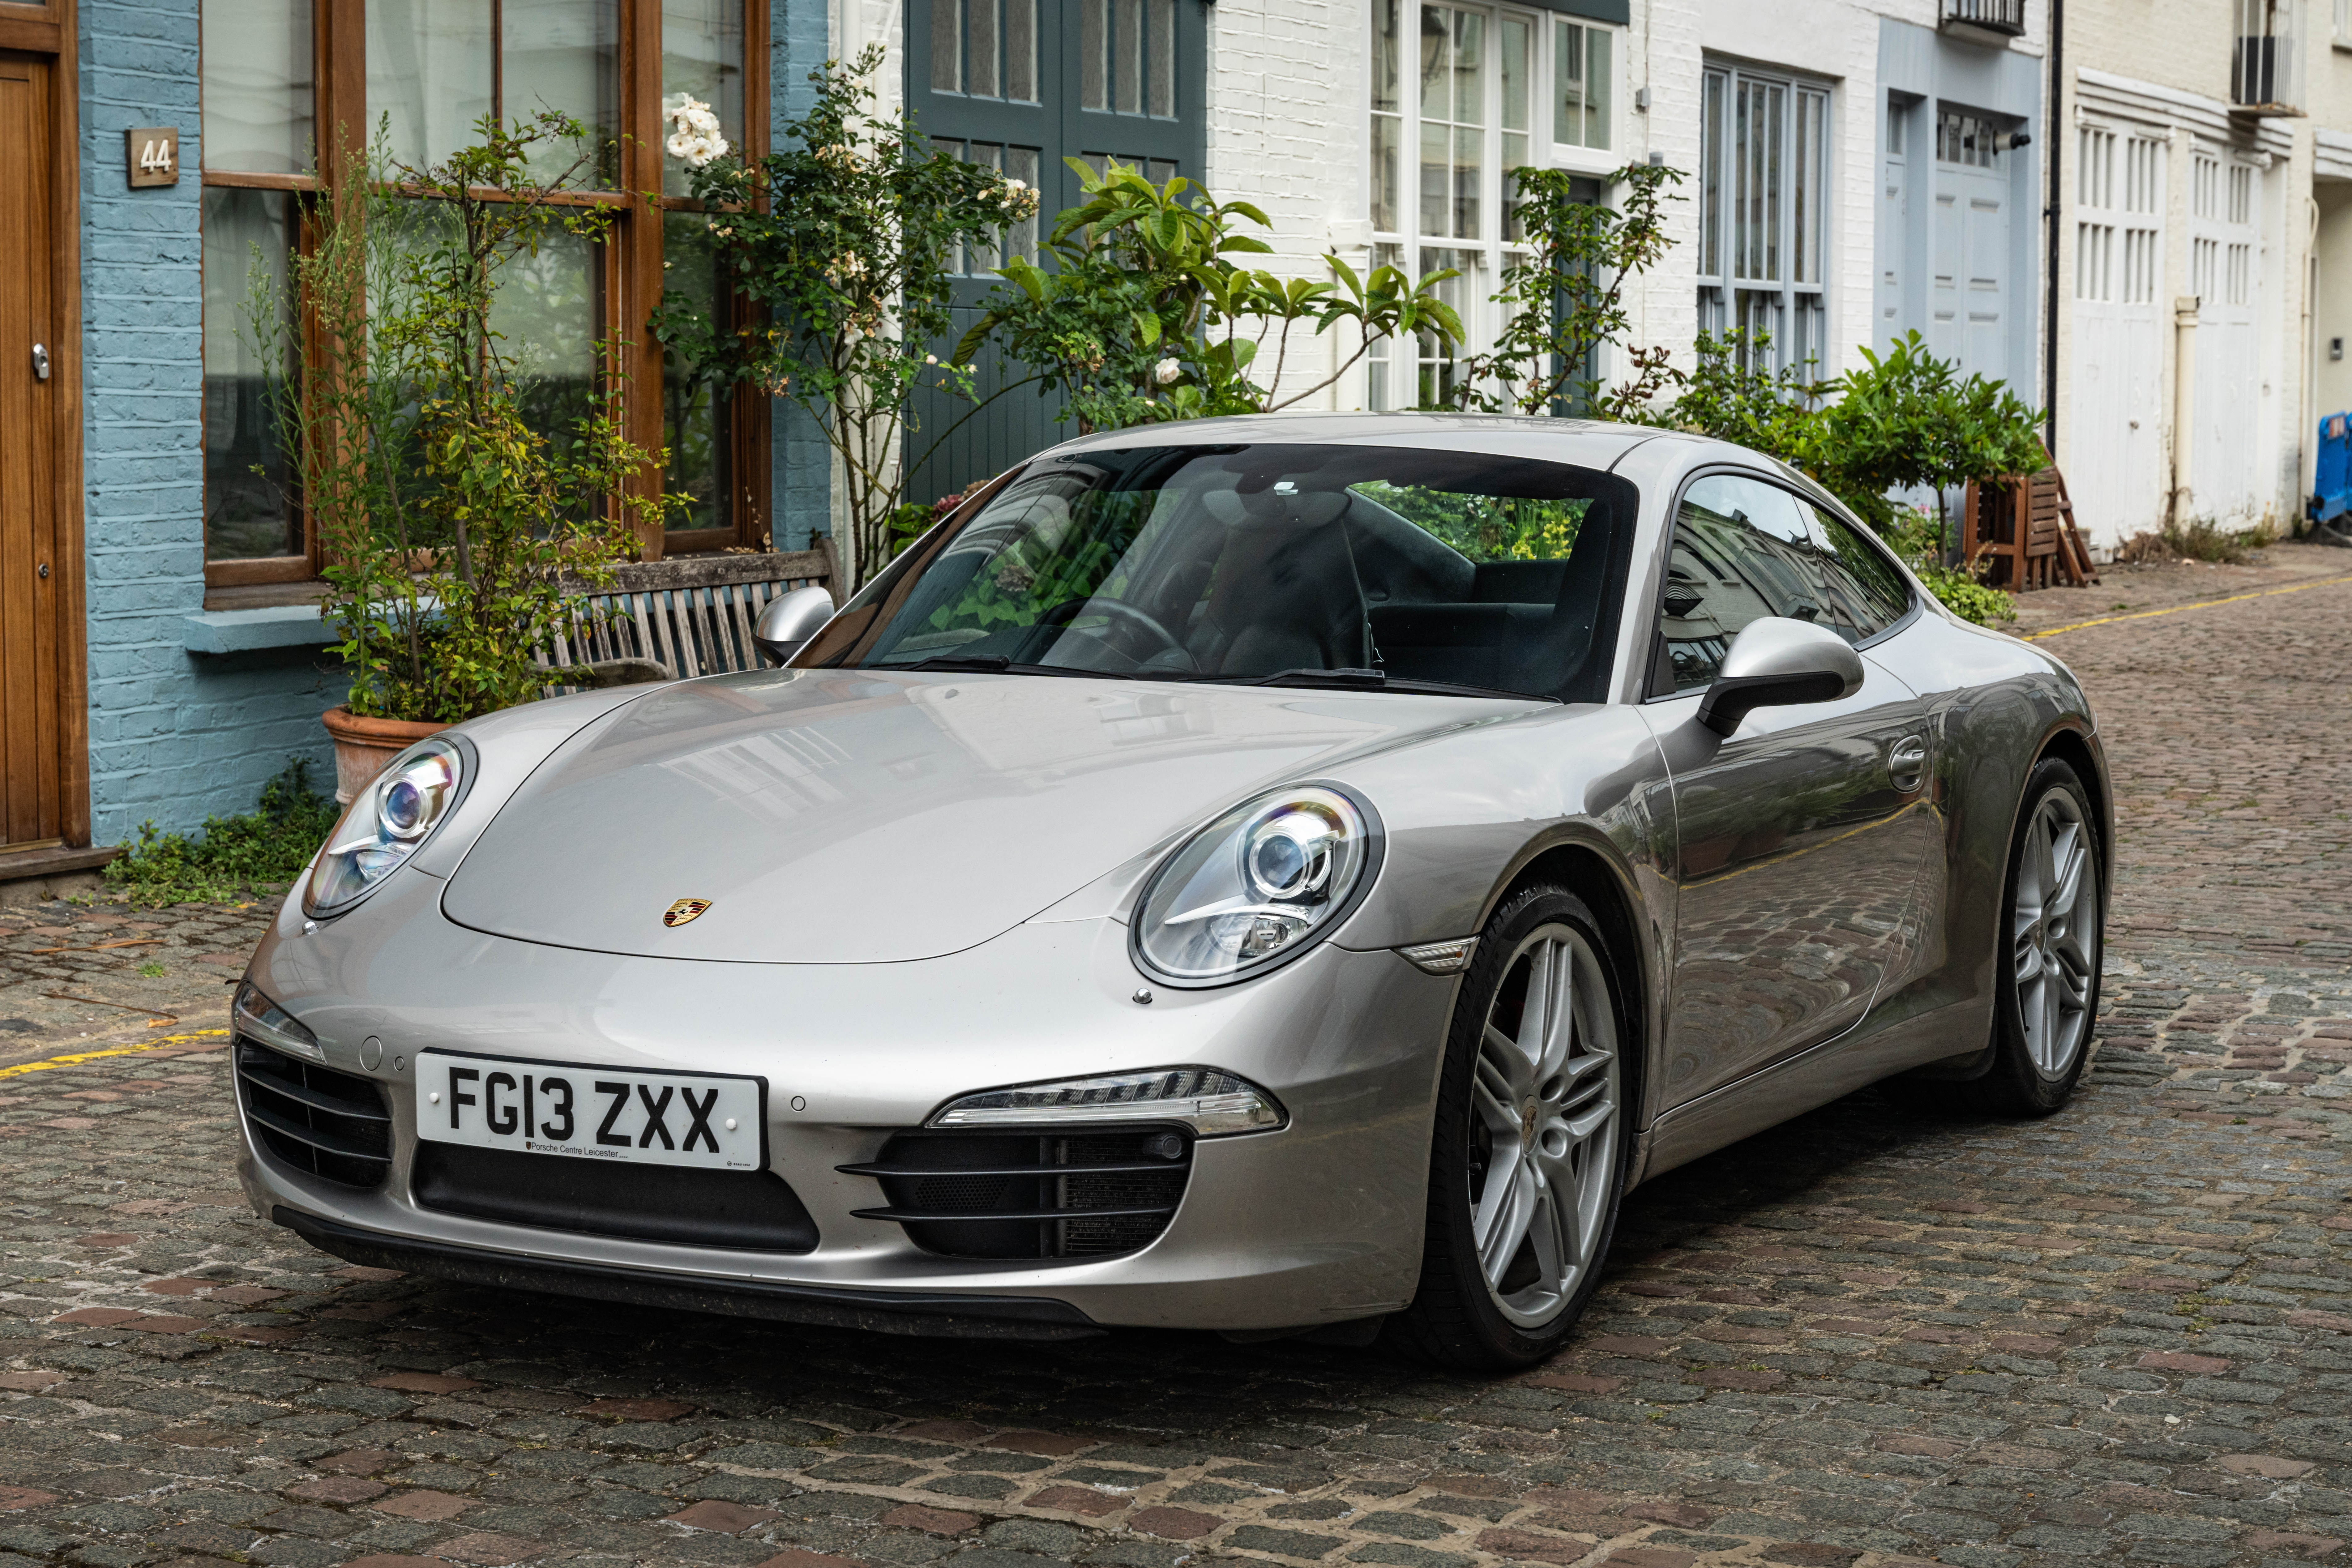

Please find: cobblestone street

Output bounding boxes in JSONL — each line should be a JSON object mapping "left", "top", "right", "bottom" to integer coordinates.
{"left": 2, "top": 551, "right": 2349, "bottom": 1568}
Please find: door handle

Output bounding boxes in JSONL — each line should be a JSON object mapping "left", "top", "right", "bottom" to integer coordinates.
{"left": 1888, "top": 735, "right": 1929, "bottom": 792}
{"left": 30, "top": 344, "right": 48, "bottom": 381}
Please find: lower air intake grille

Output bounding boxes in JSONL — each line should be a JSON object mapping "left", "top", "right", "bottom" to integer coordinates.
{"left": 412, "top": 1142, "right": 819, "bottom": 1253}
{"left": 236, "top": 1039, "right": 392, "bottom": 1190}
{"left": 842, "top": 1129, "right": 1192, "bottom": 1260}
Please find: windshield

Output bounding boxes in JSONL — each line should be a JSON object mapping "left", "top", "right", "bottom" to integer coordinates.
{"left": 799, "top": 442, "right": 1636, "bottom": 702}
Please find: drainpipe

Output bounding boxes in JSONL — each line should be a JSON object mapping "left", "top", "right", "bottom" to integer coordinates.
{"left": 2171, "top": 297, "right": 2200, "bottom": 523}
{"left": 2043, "top": 0, "right": 2064, "bottom": 457}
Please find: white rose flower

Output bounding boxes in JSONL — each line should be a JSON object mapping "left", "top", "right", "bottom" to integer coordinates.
{"left": 1154, "top": 358, "right": 1183, "bottom": 386}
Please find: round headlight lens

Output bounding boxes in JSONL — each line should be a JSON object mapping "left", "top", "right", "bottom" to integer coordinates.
{"left": 1133, "top": 784, "right": 1379, "bottom": 986}
{"left": 305, "top": 737, "right": 468, "bottom": 916}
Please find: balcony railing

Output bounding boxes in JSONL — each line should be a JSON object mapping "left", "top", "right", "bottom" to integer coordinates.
{"left": 1941, "top": 0, "right": 2028, "bottom": 39}
{"left": 2232, "top": 0, "right": 2299, "bottom": 113}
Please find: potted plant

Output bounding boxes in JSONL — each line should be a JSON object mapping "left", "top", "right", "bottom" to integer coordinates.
{"left": 247, "top": 117, "right": 671, "bottom": 800}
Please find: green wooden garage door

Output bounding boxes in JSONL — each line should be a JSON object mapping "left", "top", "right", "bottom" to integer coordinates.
{"left": 903, "top": 0, "right": 1206, "bottom": 507}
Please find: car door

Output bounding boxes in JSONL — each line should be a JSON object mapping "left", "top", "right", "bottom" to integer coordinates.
{"left": 1641, "top": 472, "right": 1934, "bottom": 1109}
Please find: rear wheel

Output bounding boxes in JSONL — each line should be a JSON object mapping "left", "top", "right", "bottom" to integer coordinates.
{"left": 1392, "top": 886, "right": 1631, "bottom": 1370}
{"left": 1956, "top": 758, "right": 2104, "bottom": 1116}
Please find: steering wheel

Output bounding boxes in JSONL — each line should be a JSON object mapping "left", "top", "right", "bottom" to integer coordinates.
{"left": 1038, "top": 596, "right": 1187, "bottom": 664}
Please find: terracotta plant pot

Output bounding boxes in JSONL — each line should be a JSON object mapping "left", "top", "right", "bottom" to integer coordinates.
{"left": 322, "top": 707, "right": 450, "bottom": 806}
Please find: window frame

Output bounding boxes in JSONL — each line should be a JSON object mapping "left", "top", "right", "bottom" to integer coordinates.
{"left": 1364, "top": 0, "right": 1624, "bottom": 409}
{"left": 1693, "top": 59, "right": 1833, "bottom": 379}
{"left": 198, "top": 0, "right": 771, "bottom": 594}
{"left": 1642, "top": 464, "right": 1918, "bottom": 702}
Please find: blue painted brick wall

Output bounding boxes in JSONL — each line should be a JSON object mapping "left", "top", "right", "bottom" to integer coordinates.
{"left": 79, "top": 0, "right": 340, "bottom": 846}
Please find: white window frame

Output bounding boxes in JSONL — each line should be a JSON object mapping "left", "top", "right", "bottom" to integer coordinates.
{"left": 1365, "top": 0, "right": 1624, "bottom": 408}
{"left": 1694, "top": 60, "right": 1833, "bottom": 378}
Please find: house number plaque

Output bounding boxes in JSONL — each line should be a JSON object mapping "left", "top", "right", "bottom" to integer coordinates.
{"left": 126, "top": 127, "right": 180, "bottom": 188}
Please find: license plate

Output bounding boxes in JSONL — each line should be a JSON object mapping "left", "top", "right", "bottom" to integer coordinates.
{"left": 414, "top": 1050, "right": 765, "bottom": 1172}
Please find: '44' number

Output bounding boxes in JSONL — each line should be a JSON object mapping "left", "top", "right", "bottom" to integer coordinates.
{"left": 138, "top": 138, "right": 174, "bottom": 174}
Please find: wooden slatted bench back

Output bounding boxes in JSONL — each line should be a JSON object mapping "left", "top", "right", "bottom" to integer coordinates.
{"left": 536, "top": 548, "right": 836, "bottom": 692}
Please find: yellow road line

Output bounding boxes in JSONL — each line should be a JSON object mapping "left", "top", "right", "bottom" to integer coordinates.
{"left": 0, "top": 1029, "right": 231, "bottom": 1080}
{"left": 2025, "top": 571, "right": 2352, "bottom": 641}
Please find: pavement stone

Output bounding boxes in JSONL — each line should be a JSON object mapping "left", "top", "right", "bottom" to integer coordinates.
{"left": 2, "top": 553, "right": 2350, "bottom": 1568}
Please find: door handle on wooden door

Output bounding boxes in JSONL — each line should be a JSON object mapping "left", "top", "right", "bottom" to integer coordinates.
{"left": 30, "top": 344, "right": 48, "bottom": 381}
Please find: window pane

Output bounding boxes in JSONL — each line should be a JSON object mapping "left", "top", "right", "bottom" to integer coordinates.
{"left": 1371, "top": 114, "right": 1400, "bottom": 232}
{"left": 1005, "top": 145, "right": 1041, "bottom": 260}
{"left": 1419, "top": 4, "right": 1449, "bottom": 123}
{"left": 1453, "top": 123, "right": 1480, "bottom": 238}
{"left": 203, "top": 0, "right": 314, "bottom": 175}
{"left": 203, "top": 186, "right": 302, "bottom": 561}
{"left": 369, "top": 0, "right": 495, "bottom": 169}
{"left": 1553, "top": 20, "right": 1581, "bottom": 147}
{"left": 504, "top": 0, "right": 620, "bottom": 183}
{"left": 1081, "top": 0, "right": 1105, "bottom": 110}
{"left": 1116, "top": 0, "right": 1142, "bottom": 113}
{"left": 490, "top": 225, "right": 601, "bottom": 488}
{"left": 663, "top": 0, "right": 745, "bottom": 197}
{"left": 661, "top": 212, "right": 734, "bottom": 533}
{"left": 1580, "top": 28, "right": 1610, "bottom": 150}
{"left": 1149, "top": 0, "right": 1174, "bottom": 117}
{"left": 1419, "top": 118, "right": 1447, "bottom": 236}
{"left": 1798, "top": 498, "right": 1913, "bottom": 639}
{"left": 1700, "top": 69, "right": 1722, "bottom": 276}
{"left": 1007, "top": 0, "right": 1037, "bottom": 99}
{"left": 1372, "top": 0, "right": 1400, "bottom": 115}
{"left": 933, "top": 0, "right": 962, "bottom": 91}
{"left": 1499, "top": 17, "right": 1528, "bottom": 133}
{"left": 969, "top": 0, "right": 999, "bottom": 98}
{"left": 1451, "top": 11, "right": 1483, "bottom": 127}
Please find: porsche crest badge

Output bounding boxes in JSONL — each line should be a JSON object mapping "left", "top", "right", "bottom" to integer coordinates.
{"left": 663, "top": 898, "right": 712, "bottom": 928}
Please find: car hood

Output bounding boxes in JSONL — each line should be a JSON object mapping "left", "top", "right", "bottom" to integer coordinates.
{"left": 439, "top": 668, "right": 1511, "bottom": 963}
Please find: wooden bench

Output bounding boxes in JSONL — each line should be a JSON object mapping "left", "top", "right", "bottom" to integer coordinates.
{"left": 1961, "top": 467, "right": 2098, "bottom": 591}
{"left": 537, "top": 546, "right": 836, "bottom": 691}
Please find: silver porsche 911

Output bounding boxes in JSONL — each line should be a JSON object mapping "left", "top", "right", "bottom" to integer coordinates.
{"left": 233, "top": 414, "right": 2108, "bottom": 1369}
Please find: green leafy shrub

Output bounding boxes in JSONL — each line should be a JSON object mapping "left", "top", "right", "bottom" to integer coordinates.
{"left": 104, "top": 761, "right": 343, "bottom": 908}
{"left": 1885, "top": 511, "right": 2015, "bottom": 626}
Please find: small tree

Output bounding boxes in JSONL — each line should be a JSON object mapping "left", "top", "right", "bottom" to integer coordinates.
{"left": 250, "top": 117, "right": 668, "bottom": 723}
{"left": 964, "top": 160, "right": 1463, "bottom": 433}
{"left": 652, "top": 48, "right": 1037, "bottom": 588}
{"left": 1445, "top": 163, "right": 1682, "bottom": 418}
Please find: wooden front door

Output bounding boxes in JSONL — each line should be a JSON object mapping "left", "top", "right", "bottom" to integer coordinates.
{"left": 0, "top": 52, "right": 68, "bottom": 848}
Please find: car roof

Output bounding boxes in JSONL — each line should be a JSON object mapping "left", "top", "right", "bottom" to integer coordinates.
{"left": 1036, "top": 411, "right": 1692, "bottom": 473}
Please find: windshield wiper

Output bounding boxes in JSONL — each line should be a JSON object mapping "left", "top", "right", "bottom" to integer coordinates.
{"left": 1241, "top": 668, "right": 1558, "bottom": 703}
{"left": 889, "top": 655, "right": 1182, "bottom": 681}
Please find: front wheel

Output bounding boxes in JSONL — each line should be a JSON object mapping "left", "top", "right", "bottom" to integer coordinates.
{"left": 1958, "top": 757, "right": 2105, "bottom": 1116}
{"left": 1391, "top": 886, "right": 1632, "bottom": 1370}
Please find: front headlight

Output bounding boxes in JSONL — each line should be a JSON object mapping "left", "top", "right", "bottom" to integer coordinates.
{"left": 233, "top": 981, "right": 323, "bottom": 1063}
{"left": 1132, "top": 783, "right": 1381, "bottom": 986}
{"left": 305, "top": 735, "right": 472, "bottom": 916}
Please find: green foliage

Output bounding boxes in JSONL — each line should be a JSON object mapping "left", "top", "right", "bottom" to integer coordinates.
{"left": 652, "top": 49, "right": 1035, "bottom": 588}
{"left": 104, "top": 761, "right": 343, "bottom": 908}
{"left": 1885, "top": 510, "right": 2016, "bottom": 626}
{"left": 1446, "top": 164, "right": 1683, "bottom": 418}
{"left": 963, "top": 160, "right": 1463, "bottom": 433}
{"left": 2159, "top": 512, "right": 2276, "bottom": 563}
{"left": 1641, "top": 329, "right": 1820, "bottom": 461}
{"left": 247, "top": 118, "right": 663, "bottom": 724}
{"left": 1351, "top": 483, "right": 1588, "bottom": 561}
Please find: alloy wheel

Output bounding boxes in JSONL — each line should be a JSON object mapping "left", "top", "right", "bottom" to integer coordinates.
{"left": 2012, "top": 789, "right": 2100, "bottom": 1078}
{"left": 1465, "top": 923, "right": 1621, "bottom": 1328}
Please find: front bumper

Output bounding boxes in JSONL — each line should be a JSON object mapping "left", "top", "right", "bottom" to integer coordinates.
{"left": 237, "top": 874, "right": 1461, "bottom": 1332}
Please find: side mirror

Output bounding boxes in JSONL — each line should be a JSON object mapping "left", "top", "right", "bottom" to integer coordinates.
{"left": 1696, "top": 616, "right": 1866, "bottom": 737}
{"left": 754, "top": 584, "right": 837, "bottom": 666}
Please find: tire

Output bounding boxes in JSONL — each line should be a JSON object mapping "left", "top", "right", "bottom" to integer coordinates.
{"left": 1953, "top": 757, "right": 2105, "bottom": 1117}
{"left": 1391, "top": 885, "right": 1634, "bottom": 1370}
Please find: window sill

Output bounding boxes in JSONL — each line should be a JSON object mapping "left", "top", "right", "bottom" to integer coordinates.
{"left": 183, "top": 601, "right": 332, "bottom": 654}
{"left": 203, "top": 580, "right": 329, "bottom": 612}
{"left": 1551, "top": 144, "right": 1621, "bottom": 178}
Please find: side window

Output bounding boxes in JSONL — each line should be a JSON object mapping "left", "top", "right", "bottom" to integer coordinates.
{"left": 1656, "top": 475, "right": 1830, "bottom": 693}
{"left": 1792, "top": 496, "right": 1914, "bottom": 644}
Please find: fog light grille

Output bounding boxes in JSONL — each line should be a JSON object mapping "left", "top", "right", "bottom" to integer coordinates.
{"left": 840, "top": 1129, "right": 1191, "bottom": 1260}
{"left": 235, "top": 1039, "right": 391, "bottom": 1190}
